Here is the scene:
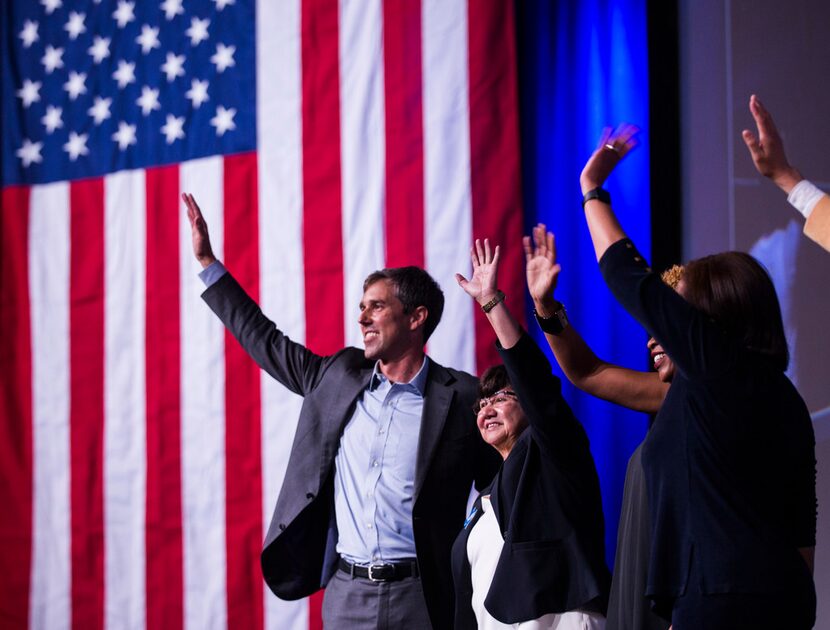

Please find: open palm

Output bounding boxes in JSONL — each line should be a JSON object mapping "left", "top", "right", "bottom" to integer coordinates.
{"left": 524, "top": 224, "right": 561, "bottom": 302}
{"left": 456, "top": 239, "right": 500, "bottom": 304}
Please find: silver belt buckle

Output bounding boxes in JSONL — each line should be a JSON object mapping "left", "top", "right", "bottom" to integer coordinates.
{"left": 367, "top": 563, "right": 391, "bottom": 582}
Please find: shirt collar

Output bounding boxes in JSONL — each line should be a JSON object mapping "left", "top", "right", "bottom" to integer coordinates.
{"left": 369, "top": 355, "right": 430, "bottom": 395}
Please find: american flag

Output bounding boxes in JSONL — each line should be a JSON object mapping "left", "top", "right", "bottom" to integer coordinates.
{"left": 0, "top": 0, "right": 524, "bottom": 628}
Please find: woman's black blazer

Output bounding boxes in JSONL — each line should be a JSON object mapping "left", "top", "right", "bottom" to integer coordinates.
{"left": 451, "top": 333, "right": 610, "bottom": 628}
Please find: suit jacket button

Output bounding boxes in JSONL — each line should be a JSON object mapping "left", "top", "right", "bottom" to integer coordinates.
{"left": 306, "top": 492, "right": 315, "bottom": 500}
{"left": 279, "top": 523, "right": 286, "bottom": 531}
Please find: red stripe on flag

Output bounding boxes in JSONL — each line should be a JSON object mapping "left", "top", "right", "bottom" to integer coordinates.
{"left": 0, "top": 186, "right": 33, "bottom": 628}
{"left": 309, "top": 590, "right": 325, "bottom": 630}
{"left": 223, "top": 153, "right": 264, "bottom": 630}
{"left": 467, "top": 0, "right": 525, "bottom": 374}
{"left": 302, "top": 1, "right": 344, "bottom": 624}
{"left": 383, "top": 0, "right": 425, "bottom": 268}
{"left": 145, "top": 165, "right": 184, "bottom": 630}
{"left": 302, "top": 0, "right": 345, "bottom": 358}
{"left": 70, "top": 178, "right": 106, "bottom": 630}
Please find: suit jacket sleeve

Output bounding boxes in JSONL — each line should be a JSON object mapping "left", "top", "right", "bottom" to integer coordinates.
{"left": 201, "top": 271, "right": 332, "bottom": 396}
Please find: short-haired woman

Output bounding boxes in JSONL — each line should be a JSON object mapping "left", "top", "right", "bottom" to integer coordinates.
{"left": 451, "top": 240, "right": 610, "bottom": 629}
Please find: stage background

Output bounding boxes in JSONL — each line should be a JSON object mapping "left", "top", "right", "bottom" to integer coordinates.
{"left": 678, "top": 0, "right": 830, "bottom": 626}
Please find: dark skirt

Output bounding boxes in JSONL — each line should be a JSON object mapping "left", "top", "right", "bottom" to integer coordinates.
{"left": 606, "top": 442, "right": 668, "bottom": 630}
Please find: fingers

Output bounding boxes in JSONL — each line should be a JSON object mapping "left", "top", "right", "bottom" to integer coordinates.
{"left": 183, "top": 193, "right": 204, "bottom": 221}
{"left": 616, "top": 136, "right": 638, "bottom": 159}
{"left": 533, "top": 224, "right": 546, "bottom": 253}
{"left": 741, "top": 128, "right": 761, "bottom": 157}
{"left": 601, "top": 123, "right": 640, "bottom": 159}
{"left": 547, "top": 231, "right": 556, "bottom": 262}
{"left": 491, "top": 244, "right": 500, "bottom": 267}
{"left": 455, "top": 272, "right": 468, "bottom": 288}
{"left": 473, "top": 238, "right": 498, "bottom": 264}
{"left": 612, "top": 123, "right": 640, "bottom": 157}
{"left": 615, "top": 122, "right": 639, "bottom": 144}
{"left": 750, "top": 94, "right": 770, "bottom": 129}
{"left": 523, "top": 235, "right": 533, "bottom": 262}
{"left": 749, "top": 94, "right": 782, "bottom": 146}
{"left": 597, "top": 126, "right": 612, "bottom": 150}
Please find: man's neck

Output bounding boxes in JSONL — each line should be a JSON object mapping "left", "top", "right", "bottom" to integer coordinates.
{"left": 378, "top": 350, "right": 426, "bottom": 384}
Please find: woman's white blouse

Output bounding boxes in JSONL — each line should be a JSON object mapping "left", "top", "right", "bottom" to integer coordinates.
{"left": 466, "top": 496, "right": 606, "bottom": 629}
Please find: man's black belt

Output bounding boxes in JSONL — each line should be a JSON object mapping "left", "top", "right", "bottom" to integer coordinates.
{"left": 338, "top": 558, "right": 419, "bottom": 582}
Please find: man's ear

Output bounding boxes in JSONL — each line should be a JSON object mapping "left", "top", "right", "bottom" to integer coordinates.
{"left": 409, "top": 305, "right": 428, "bottom": 331}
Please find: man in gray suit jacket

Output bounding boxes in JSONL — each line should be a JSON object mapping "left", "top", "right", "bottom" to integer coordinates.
{"left": 185, "top": 194, "right": 498, "bottom": 629}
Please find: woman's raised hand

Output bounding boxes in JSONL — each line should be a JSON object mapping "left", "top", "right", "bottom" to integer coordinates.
{"left": 455, "top": 238, "right": 501, "bottom": 306}
{"left": 524, "top": 224, "right": 561, "bottom": 314}
{"left": 580, "top": 123, "right": 639, "bottom": 193}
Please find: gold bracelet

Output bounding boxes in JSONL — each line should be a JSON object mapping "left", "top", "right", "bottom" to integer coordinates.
{"left": 481, "top": 290, "right": 505, "bottom": 314}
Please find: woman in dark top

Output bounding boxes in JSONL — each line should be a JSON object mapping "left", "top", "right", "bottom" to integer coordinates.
{"left": 450, "top": 240, "right": 610, "bottom": 629}
{"left": 523, "top": 223, "right": 674, "bottom": 630}
{"left": 578, "top": 125, "right": 817, "bottom": 628}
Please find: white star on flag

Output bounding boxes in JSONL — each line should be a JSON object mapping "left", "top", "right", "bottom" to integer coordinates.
{"left": 113, "top": 60, "right": 136, "bottom": 88}
{"left": 112, "top": 121, "right": 138, "bottom": 149}
{"left": 88, "top": 97, "right": 112, "bottom": 124}
{"left": 186, "top": 17, "right": 210, "bottom": 46}
{"left": 210, "top": 105, "right": 236, "bottom": 136}
{"left": 185, "top": 79, "right": 209, "bottom": 108}
{"left": 16, "top": 80, "right": 41, "bottom": 107}
{"left": 161, "top": 114, "right": 185, "bottom": 144}
{"left": 19, "top": 20, "right": 39, "bottom": 48}
{"left": 210, "top": 44, "right": 235, "bottom": 73}
{"left": 214, "top": 0, "right": 235, "bottom": 10}
{"left": 64, "top": 12, "right": 86, "bottom": 40}
{"left": 137, "top": 25, "right": 161, "bottom": 54}
{"left": 113, "top": 1, "right": 136, "bottom": 28}
{"left": 64, "top": 71, "right": 87, "bottom": 100}
{"left": 162, "top": 52, "right": 186, "bottom": 82}
{"left": 16, "top": 138, "right": 43, "bottom": 167}
{"left": 137, "top": 86, "right": 161, "bottom": 115}
{"left": 161, "top": 0, "right": 185, "bottom": 20}
{"left": 41, "top": 0, "right": 62, "bottom": 15}
{"left": 42, "top": 46, "right": 64, "bottom": 74}
{"left": 41, "top": 106, "right": 63, "bottom": 133}
{"left": 63, "top": 131, "right": 89, "bottom": 161}
{"left": 89, "top": 36, "right": 111, "bottom": 63}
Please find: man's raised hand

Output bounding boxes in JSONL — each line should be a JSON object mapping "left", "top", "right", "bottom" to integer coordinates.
{"left": 741, "top": 94, "right": 802, "bottom": 193}
{"left": 183, "top": 192, "right": 217, "bottom": 269}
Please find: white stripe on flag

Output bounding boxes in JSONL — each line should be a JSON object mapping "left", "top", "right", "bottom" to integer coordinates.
{"left": 256, "top": 0, "right": 309, "bottom": 627}
{"left": 29, "top": 182, "right": 72, "bottom": 630}
{"left": 340, "top": 0, "right": 387, "bottom": 349}
{"left": 104, "top": 170, "right": 148, "bottom": 630}
{"left": 180, "top": 157, "right": 228, "bottom": 630}
{"left": 422, "top": 0, "right": 476, "bottom": 374}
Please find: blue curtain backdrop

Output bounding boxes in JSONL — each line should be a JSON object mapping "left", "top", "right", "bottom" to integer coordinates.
{"left": 517, "top": 0, "right": 652, "bottom": 568}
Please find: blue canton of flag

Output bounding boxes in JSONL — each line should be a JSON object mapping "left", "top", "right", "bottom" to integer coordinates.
{"left": 2, "top": 0, "right": 256, "bottom": 187}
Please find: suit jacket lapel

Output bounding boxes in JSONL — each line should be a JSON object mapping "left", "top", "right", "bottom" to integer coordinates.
{"left": 413, "top": 361, "right": 454, "bottom": 501}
